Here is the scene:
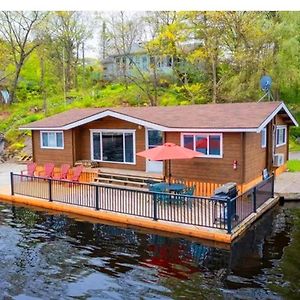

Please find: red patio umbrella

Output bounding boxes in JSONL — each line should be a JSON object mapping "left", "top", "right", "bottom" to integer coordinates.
{"left": 137, "top": 142, "right": 203, "bottom": 183}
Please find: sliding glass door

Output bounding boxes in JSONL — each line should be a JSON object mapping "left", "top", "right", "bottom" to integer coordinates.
{"left": 91, "top": 130, "right": 135, "bottom": 164}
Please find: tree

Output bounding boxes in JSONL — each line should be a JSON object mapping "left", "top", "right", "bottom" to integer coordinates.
{"left": 102, "top": 11, "right": 143, "bottom": 89}
{"left": 0, "top": 11, "right": 47, "bottom": 103}
{"left": 46, "top": 11, "right": 93, "bottom": 93}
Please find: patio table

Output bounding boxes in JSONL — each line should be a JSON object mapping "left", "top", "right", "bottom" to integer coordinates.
{"left": 154, "top": 183, "right": 186, "bottom": 193}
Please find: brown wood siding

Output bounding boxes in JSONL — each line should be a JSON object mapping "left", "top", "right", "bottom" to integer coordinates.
{"left": 244, "top": 132, "right": 267, "bottom": 183}
{"left": 75, "top": 116, "right": 146, "bottom": 171}
{"left": 165, "top": 132, "right": 244, "bottom": 184}
{"left": 32, "top": 130, "right": 74, "bottom": 166}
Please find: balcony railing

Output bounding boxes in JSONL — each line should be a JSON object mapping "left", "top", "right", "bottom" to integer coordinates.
{"left": 10, "top": 172, "right": 274, "bottom": 234}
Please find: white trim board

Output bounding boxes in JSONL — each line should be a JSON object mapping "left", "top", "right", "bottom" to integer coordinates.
{"left": 257, "top": 102, "right": 298, "bottom": 133}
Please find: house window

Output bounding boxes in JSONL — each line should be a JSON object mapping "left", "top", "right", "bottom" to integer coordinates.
{"left": 142, "top": 56, "right": 148, "bottom": 70}
{"left": 182, "top": 133, "right": 222, "bottom": 158}
{"left": 276, "top": 125, "right": 287, "bottom": 147}
{"left": 91, "top": 130, "right": 135, "bottom": 164}
{"left": 261, "top": 127, "right": 267, "bottom": 148}
{"left": 147, "top": 129, "right": 163, "bottom": 149}
{"left": 40, "top": 131, "right": 64, "bottom": 149}
{"left": 166, "top": 56, "right": 173, "bottom": 67}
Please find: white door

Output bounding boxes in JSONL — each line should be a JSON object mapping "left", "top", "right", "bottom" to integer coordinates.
{"left": 146, "top": 129, "right": 163, "bottom": 174}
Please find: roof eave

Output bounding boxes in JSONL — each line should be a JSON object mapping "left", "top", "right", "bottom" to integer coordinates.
{"left": 256, "top": 102, "right": 299, "bottom": 133}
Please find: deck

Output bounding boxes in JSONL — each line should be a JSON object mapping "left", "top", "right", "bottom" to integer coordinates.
{"left": 0, "top": 172, "right": 276, "bottom": 242}
{"left": 11, "top": 179, "right": 226, "bottom": 230}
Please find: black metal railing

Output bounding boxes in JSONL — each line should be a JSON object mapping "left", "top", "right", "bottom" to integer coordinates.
{"left": 227, "top": 175, "right": 274, "bottom": 233}
{"left": 10, "top": 172, "right": 274, "bottom": 234}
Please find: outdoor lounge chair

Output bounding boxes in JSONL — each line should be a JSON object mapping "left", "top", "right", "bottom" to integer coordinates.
{"left": 53, "top": 164, "right": 70, "bottom": 180}
{"left": 21, "top": 162, "right": 37, "bottom": 177}
{"left": 68, "top": 164, "right": 84, "bottom": 183}
{"left": 38, "top": 163, "right": 55, "bottom": 179}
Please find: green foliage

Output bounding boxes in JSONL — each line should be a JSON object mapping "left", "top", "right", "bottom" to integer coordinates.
{"left": 287, "top": 160, "right": 300, "bottom": 172}
{"left": 8, "top": 142, "right": 25, "bottom": 152}
{"left": 289, "top": 139, "right": 300, "bottom": 152}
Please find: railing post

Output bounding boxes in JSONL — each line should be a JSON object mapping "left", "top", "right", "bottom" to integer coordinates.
{"left": 153, "top": 193, "right": 158, "bottom": 221}
{"left": 48, "top": 178, "right": 52, "bottom": 202}
{"left": 253, "top": 186, "right": 257, "bottom": 213}
{"left": 95, "top": 185, "right": 99, "bottom": 210}
{"left": 10, "top": 172, "right": 14, "bottom": 196}
{"left": 271, "top": 175, "right": 274, "bottom": 198}
{"left": 226, "top": 197, "right": 232, "bottom": 234}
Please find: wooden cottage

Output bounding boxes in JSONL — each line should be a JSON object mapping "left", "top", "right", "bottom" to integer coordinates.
{"left": 20, "top": 101, "right": 298, "bottom": 194}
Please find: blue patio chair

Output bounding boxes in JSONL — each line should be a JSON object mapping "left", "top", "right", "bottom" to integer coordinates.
{"left": 182, "top": 186, "right": 195, "bottom": 207}
{"left": 149, "top": 183, "right": 171, "bottom": 202}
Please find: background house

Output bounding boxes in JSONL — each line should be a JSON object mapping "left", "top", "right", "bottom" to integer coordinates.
{"left": 101, "top": 42, "right": 201, "bottom": 81}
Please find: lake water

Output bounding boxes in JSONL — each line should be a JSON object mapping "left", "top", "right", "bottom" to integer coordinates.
{"left": 0, "top": 200, "right": 299, "bottom": 300}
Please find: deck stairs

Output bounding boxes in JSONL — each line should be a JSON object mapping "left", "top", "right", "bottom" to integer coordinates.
{"left": 94, "top": 168, "right": 163, "bottom": 189}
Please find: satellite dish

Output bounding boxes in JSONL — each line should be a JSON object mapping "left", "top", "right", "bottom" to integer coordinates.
{"left": 258, "top": 75, "right": 274, "bottom": 102}
{"left": 260, "top": 75, "right": 272, "bottom": 92}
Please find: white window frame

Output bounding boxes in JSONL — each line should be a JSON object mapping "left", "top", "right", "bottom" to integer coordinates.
{"left": 40, "top": 131, "right": 64, "bottom": 149}
{"left": 181, "top": 133, "right": 223, "bottom": 158}
{"left": 261, "top": 127, "right": 267, "bottom": 148}
{"left": 276, "top": 125, "right": 287, "bottom": 147}
{"left": 146, "top": 128, "right": 164, "bottom": 149}
{"left": 90, "top": 129, "right": 136, "bottom": 165}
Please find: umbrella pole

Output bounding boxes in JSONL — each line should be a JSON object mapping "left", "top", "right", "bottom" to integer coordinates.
{"left": 168, "top": 160, "right": 171, "bottom": 184}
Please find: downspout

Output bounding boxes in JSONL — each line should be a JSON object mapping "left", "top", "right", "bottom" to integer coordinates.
{"left": 71, "top": 129, "right": 76, "bottom": 166}
{"left": 241, "top": 132, "right": 246, "bottom": 188}
{"left": 32, "top": 130, "right": 35, "bottom": 163}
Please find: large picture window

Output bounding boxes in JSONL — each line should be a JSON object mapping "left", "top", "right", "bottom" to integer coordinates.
{"left": 276, "top": 125, "right": 287, "bottom": 147}
{"left": 40, "top": 131, "right": 64, "bottom": 149}
{"left": 181, "top": 133, "right": 222, "bottom": 158}
{"left": 91, "top": 130, "right": 135, "bottom": 164}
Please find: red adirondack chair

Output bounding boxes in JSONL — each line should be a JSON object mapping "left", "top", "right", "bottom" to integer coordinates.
{"left": 53, "top": 164, "right": 70, "bottom": 180}
{"left": 38, "top": 163, "right": 55, "bottom": 178}
{"left": 69, "top": 165, "right": 84, "bottom": 183}
{"left": 21, "top": 162, "right": 37, "bottom": 179}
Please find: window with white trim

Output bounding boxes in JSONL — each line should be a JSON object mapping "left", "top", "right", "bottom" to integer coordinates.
{"left": 182, "top": 133, "right": 222, "bottom": 158}
{"left": 41, "top": 131, "right": 64, "bottom": 149}
{"left": 261, "top": 127, "right": 267, "bottom": 148}
{"left": 276, "top": 125, "right": 287, "bottom": 147}
{"left": 91, "top": 130, "right": 135, "bottom": 164}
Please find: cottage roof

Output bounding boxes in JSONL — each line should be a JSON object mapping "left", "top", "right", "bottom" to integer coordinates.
{"left": 19, "top": 101, "right": 298, "bottom": 133}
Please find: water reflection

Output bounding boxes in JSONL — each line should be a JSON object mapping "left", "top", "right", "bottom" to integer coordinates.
{"left": 0, "top": 201, "right": 299, "bottom": 299}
